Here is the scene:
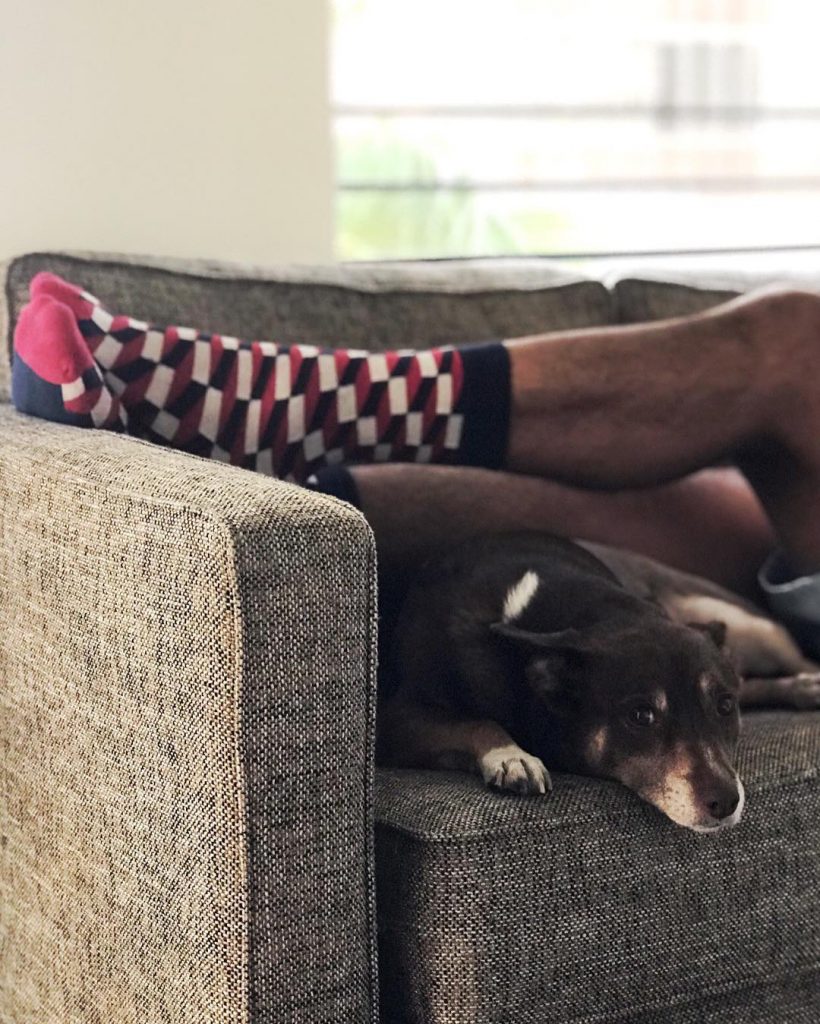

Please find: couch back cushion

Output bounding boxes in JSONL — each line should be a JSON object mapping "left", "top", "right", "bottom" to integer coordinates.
{"left": 1, "top": 251, "right": 615, "bottom": 403}
{"left": 612, "top": 266, "right": 820, "bottom": 323}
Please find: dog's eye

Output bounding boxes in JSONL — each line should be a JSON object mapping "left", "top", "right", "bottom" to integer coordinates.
{"left": 716, "top": 693, "right": 736, "bottom": 716}
{"left": 630, "top": 705, "right": 656, "bottom": 727}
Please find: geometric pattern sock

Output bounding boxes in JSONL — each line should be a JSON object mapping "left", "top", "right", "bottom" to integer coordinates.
{"left": 15, "top": 272, "right": 511, "bottom": 483}
{"left": 12, "top": 293, "right": 126, "bottom": 430}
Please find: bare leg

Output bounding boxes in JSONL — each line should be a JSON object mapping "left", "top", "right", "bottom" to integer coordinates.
{"left": 504, "top": 290, "right": 820, "bottom": 571}
{"left": 353, "top": 462, "right": 773, "bottom": 596}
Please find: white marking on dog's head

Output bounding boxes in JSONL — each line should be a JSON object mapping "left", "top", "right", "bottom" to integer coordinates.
{"left": 502, "top": 570, "right": 540, "bottom": 623}
{"left": 654, "top": 689, "right": 668, "bottom": 713}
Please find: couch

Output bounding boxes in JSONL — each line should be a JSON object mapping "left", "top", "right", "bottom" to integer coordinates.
{"left": 0, "top": 251, "right": 817, "bottom": 1023}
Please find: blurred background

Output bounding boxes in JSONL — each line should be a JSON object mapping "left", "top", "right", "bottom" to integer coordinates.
{"left": 2, "top": 0, "right": 819, "bottom": 268}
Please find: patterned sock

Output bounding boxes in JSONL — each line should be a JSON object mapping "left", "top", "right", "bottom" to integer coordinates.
{"left": 15, "top": 272, "right": 510, "bottom": 482}
{"left": 12, "top": 293, "right": 126, "bottom": 429}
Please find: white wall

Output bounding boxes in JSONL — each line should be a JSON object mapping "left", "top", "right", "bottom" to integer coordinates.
{"left": 0, "top": 1, "right": 333, "bottom": 265}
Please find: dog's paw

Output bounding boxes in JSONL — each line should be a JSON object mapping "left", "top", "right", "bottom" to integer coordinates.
{"left": 479, "top": 745, "right": 552, "bottom": 795}
{"left": 782, "top": 672, "right": 820, "bottom": 709}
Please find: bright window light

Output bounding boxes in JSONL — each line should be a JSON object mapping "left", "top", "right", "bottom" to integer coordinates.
{"left": 332, "top": 0, "right": 820, "bottom": 260}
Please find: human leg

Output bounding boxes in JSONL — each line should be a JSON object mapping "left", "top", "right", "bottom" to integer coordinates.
{"left": 503, "top": 289, "right": 820, "bottom": 571}
{"left": 13, "top": 272, "right": 507, "bottom": 482}
{"left": 17, "top": 273, "right": 820, "bottom": 580}
{"left": 347, "top": 462, "right": 773, "bottom": 596}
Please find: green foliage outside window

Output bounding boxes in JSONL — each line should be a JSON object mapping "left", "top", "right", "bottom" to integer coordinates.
{"left": 336, "top": 132, "right": 567, "bottom": 259}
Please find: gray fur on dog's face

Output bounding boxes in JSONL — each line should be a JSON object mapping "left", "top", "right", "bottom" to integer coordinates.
{"left": 494, "top": 617, "right": 744, "bottom": 832}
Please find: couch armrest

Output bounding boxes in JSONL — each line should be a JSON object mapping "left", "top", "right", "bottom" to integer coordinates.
{"left": 0, "top": 407, "right": 378, "bottom": 1023}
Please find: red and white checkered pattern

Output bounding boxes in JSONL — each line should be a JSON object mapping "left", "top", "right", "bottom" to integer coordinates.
{"left": 62, "top": 282, "right": 466, "bottom": 482}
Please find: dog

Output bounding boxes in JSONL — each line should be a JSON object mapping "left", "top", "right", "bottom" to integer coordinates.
{"left": 377, "top": 531, "right": 820, "bottom": 833}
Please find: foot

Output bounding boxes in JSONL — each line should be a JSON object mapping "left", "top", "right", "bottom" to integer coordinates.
{"left": 13, "top": 295, "right": 125, "bottom": 429}
{"left": 30, "top": 272, "right": 148, "bottom": 370}
{"left": 30, "top": 270, "right": 100, "bottom": 322}
{"left": 479, "top": 743, "right": 552, "bottom": 795}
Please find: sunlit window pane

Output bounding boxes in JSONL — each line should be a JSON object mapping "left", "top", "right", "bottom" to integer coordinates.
{"left": 332, "top": 0, "right": 820, "bottom": 259}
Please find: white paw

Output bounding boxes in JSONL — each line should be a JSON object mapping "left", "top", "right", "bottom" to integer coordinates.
{"left": 479, "top": 744, "right": 552, "bottom": 795}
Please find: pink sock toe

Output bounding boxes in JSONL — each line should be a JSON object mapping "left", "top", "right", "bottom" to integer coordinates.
{"left": 15, "top": 294, "right": 96, "bottom": 384}
{"left": 13, "top": 294, "right": 126, "bottom": 429}
{"left": 30, "top": 271, "right": 98, "bottom": 321}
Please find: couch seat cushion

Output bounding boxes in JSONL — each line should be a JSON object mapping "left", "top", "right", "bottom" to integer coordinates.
{"left": 375, "top": 711, "right": 819, "bottom": 1024}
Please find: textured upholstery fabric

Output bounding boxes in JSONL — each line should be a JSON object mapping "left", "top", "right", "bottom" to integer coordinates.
{"left": 612, "top": 267, "right": 820, "bottom": 324}
{"left": 375, "top": 711, "right": 820, "bottom": 1024}
{"left": 0, "top": 251, "right": 615, "bottom": 403}
{"left": 0, "top": 406, "right": 378, "bottom": 1023}
{"left": 614, "top": 276, "right": 738, "bottom": 323}
{"left": 3, "top": 251, "right": 819, "bottom": 1024}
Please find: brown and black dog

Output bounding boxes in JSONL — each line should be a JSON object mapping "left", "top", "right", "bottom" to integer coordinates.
{"left": 377, "top": 532, "right": 820, "bottom": 833}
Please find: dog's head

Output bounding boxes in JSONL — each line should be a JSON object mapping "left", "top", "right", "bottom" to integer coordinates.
{"left": 492, "top": 616, "right": 744, "bottom": 833}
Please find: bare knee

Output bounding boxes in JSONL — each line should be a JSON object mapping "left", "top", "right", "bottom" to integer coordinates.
{"left": 728, "top": 287, "right": 820, "bottom": 378}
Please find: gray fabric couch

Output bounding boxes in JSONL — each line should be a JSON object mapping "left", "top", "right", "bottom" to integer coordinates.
{"left": 0, "top": 251, "right": 817, "bottom": 1023}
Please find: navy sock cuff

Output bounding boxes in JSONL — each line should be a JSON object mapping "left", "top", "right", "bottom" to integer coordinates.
{"left": 456, "top": 341, "right": 511, "bottom": 470}
{"left": 304, "top": 464, "right": 362, "bottom": 509}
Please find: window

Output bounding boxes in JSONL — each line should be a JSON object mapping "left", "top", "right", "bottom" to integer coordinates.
{"left": 332, "top": 0, "right": 820, "bottom": 260}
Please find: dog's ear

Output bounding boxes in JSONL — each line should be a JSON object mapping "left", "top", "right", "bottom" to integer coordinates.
{"left": 687, "top": 619, "right": 727, "bottom": 650}
{"left": 489, "top": 622, "right": 584, "bottom": 650}
{"left": 490, "top": 623, "right": 586, "bottom": 697}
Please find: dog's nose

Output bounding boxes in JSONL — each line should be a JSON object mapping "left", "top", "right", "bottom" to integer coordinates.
{"left": 707, "top": 790, "right": 739, "bottom": 821}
